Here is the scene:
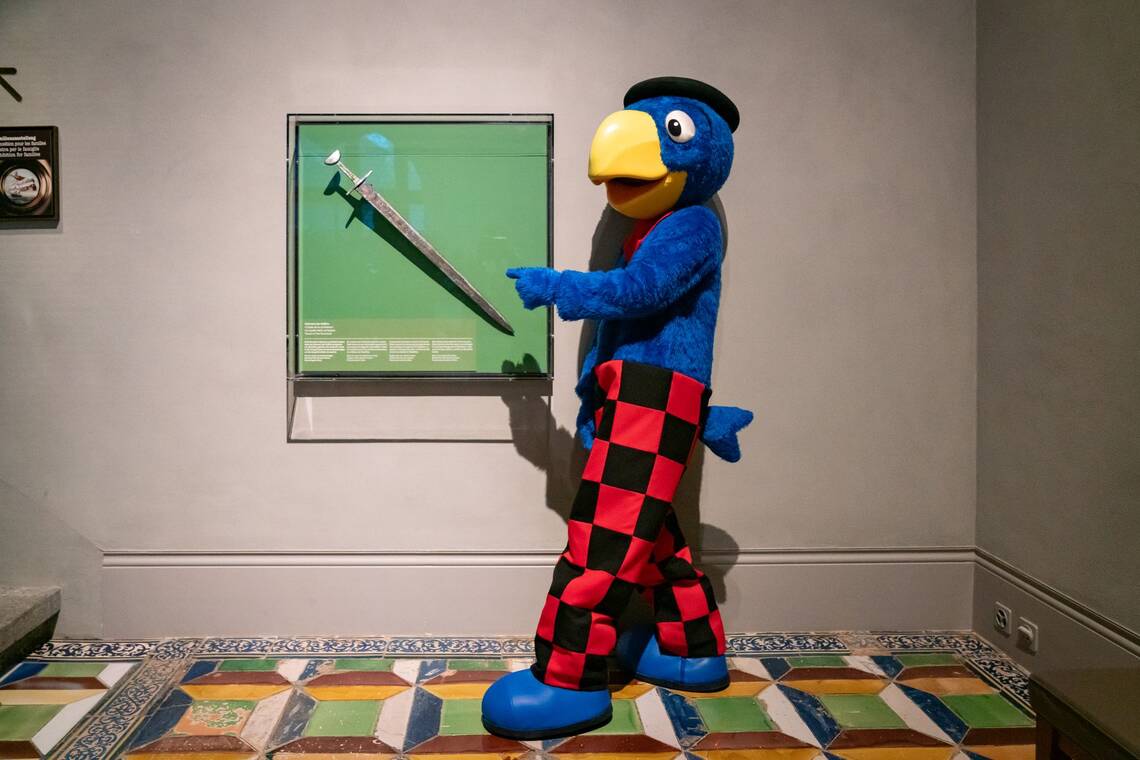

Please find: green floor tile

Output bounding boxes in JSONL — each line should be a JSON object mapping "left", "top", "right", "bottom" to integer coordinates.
{"left": 38, "top": 662, "right": 106, "bottom": 677}
{"left": 334, "top": 658, "right": 395, "bottom": 672}
{"left": 583, "top": 699, "right": 642, "bottom": 735}
{"left": 896, "top": 653, "right": 961, "bottom": 666}
{"left": 787, "top": 655, "right": 848, "bottom": 667}
{"left": 447, "top": 659, "right": 509, "bottom": 671}
{"left": 0, "top": 704, "right": 63, "bottom": 740}
{"left": 186, "top": 700, "right": 254, "bottom": 731}
{"left": 695, "top": 696, "right": 775, "bottom": 732}
{"left": 218, "top": 658, "right": 279, "bottom": 672}
{"left": 440, "top": 699, "right": 487, "bottom": 735}
{"left": 942, "top": 693, "right": 1034, "bottom": 727}
{"left": 304, "top": 700, "right": 382, "bottom": 736}
{"left": 819, "top": 694, "right": 906, "bottom": 729}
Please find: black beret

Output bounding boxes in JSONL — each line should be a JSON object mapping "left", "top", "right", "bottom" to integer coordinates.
{"left": 624, "top": 76, "right": 740, "bottom": 133}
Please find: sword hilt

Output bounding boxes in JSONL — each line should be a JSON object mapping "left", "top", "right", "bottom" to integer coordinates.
{"left": 324, "top": 149, "right": 372, "bottom": 193}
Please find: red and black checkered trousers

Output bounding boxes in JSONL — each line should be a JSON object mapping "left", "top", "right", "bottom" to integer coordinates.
{"left": 532, "top": 359, "right": 727, "bottom": 691}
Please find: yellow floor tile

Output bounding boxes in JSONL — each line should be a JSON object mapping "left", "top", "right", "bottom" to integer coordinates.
{"left": 607, "top": 682, "right": 655, "bottom": 699}
{"left": 963, "top": 745, "right": 1034, "bottom": 760}
{"left": 302, "top": 685, "right": 410, "bottom": 701}
{"left": 897, "top": 677, "right": 995, "bottom": 695}
{"left": 832, "top": 748, "right": 956, "bottom": 760}
{"left": 180, "top": 684, "right": 290, "bottom": 701}
{"left": 0, "top": 689, "right": 105, "bottom": 705}
{"left": 670, "top": 680, "right": 770, "bottom": 699}
{"left": 700, "top": 749, "right": 820, "bottom": 760}
{"left": 420, "top": 683, "right": 493, "bottom": 699}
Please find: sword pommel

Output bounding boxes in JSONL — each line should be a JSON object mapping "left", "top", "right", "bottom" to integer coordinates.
{"left": 326, "top": 148, "right": 363, "bottom": 190}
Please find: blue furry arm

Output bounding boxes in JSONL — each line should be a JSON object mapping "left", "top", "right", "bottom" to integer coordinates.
{"left": 506, "top": 206, "right": 722, "bottom": 320}
{"left": 555, "top": 207, "right": 721, "bottom": 320}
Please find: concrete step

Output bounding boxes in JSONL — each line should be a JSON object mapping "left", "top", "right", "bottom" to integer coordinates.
{"left": 0, "top": 586, "right": 60, "bottom": 675}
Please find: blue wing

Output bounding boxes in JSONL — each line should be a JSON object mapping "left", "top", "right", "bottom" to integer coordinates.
{"left": 701, "top": 405, "right": 754, "bottom": 462}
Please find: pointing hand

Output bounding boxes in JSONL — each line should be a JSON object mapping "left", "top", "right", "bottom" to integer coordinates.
{"left": 506, "top": 267, "right": 560, "bottom": 310}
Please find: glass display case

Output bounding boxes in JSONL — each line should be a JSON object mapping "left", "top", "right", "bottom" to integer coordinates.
{"left": 287, "top": 114, "right": 553, "bottom": 381}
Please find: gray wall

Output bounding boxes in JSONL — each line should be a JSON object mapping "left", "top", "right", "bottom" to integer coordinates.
{"left": 977, "top": 0, "right": 1140, "bottom": 636}
{"left": 0, "top": 481, "right": 102, "bottom": 636}
{"left": 0, "top": 0, "right": 977, "bottom": 636}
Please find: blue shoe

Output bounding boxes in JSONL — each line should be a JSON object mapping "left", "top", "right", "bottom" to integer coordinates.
{"left": 481, "top": 668, "right": 612, "bottom": 740}
{"left": 616, "top": 626, "right": 729, "bottom": 692}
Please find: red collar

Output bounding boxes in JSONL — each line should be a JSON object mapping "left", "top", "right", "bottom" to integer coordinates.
{"left": 622, "top": 211, "right": 673, "bottom": 263}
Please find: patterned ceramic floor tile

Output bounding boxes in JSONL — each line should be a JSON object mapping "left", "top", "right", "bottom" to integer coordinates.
{"left": 546, "top": 684, "right": 679, "bottom": 759}
{"left": 0, "top": 657, "right": 139, "bottom": 759}
{"left": 2, "top": 633, "right": 1033, "bottom": 759}
{"left": 779, "top": 655, "right": 888, "bottom": 695}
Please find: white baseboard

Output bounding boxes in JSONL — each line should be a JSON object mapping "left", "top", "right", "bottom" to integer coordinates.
{"left": 101, "top": 547, "right": 974, "bottom": 638}
{"left": 972, "top": 550, "right": 1140, "bottom": 672}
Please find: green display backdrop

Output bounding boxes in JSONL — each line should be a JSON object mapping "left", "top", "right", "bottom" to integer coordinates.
{"left": 290, "top": 117, "right": 551, "bottom": 377}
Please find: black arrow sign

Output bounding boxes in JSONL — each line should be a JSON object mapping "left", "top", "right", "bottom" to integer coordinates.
{"left": 0, "top": 68, "right": 22, "bottom": 103}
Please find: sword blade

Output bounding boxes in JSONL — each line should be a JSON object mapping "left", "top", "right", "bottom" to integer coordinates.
{"left": 353, "top": 180, "right": 515, "bottom": 335}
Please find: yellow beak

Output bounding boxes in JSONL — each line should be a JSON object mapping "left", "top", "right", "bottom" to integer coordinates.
{"left": 587, "top": 110, "right": 687, "bottom": 220}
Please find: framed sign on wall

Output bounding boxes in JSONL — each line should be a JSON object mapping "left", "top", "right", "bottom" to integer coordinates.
{"left": 287, "top": 114, "right": 553, "bottom": 381}
{"left": 0, "top": 126, "right": 59, "bottom": 227}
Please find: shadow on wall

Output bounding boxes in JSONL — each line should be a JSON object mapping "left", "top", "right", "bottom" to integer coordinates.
{"left": 500, "top": 200, "right": 740, "bottom": 619}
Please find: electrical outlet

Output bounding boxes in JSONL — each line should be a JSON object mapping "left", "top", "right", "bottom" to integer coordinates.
{"left": 1017, "top": 618, "right": 1039, "bottom": 654}
{"left": 993, "top": 602, "right": 1012, "bottom": 635}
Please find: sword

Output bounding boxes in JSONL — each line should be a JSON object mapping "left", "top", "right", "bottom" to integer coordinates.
{"left": 324, "top": 149, "right": 515, "bottom": 335}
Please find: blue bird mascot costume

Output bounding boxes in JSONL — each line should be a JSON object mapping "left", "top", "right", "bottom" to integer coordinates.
{"left": 482, "top": 77, "right": 753, "bottom": 739}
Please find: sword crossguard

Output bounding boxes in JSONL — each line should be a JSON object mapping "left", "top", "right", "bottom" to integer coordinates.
{"left": 352, "top": 170, "right": 373, "bottom": 190}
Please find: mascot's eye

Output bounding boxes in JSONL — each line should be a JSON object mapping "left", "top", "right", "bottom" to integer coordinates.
{"left": 664, "top": 110, "right": 696, "bottom": 143}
